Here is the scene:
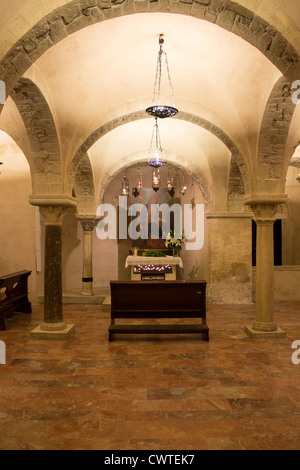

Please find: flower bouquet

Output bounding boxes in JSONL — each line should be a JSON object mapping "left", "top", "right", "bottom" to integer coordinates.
{"left": 165, "top": 231, "right": 185, "bottom": 256}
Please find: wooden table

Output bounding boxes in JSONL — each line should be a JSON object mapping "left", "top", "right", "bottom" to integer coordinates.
{"left": 109, "top": 280, "right": 209, "bottom": 342}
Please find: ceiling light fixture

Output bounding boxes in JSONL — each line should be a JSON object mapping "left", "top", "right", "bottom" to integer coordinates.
{"left": 121, "top": 173, "right": 129, "bottom": 197}
{"left": 167, "top": 164, "right": 174, "bottom": 197}
{"left": 181, "top": 174, "right": 187, "bottom": 196}
{"left": 133, "top": 166, "right": 143, "bottom": 198}
{"left": 148, "top": 117, "right": 165, "bottom": 168}
{"left": 146, "top": 34, "right": 178, "bottom": 119}
{"left": 152, "top": 168, "right": 161, "bottom": 192}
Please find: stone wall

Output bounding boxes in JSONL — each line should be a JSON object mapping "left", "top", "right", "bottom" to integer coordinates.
{"left": 207, "top": 213, "right": 253, "bottom": 304}
{"left": 0, "top": 146, "right": 37, "bottom": 301}
{"left": 253, "top": 267, "right": 300, "bottom": 302}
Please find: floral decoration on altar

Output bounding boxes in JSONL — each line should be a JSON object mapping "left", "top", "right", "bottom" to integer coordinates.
{"left": 142, "top": 250, "right": 167, "bottom": 258}
{"left": 165, "top": 231, "right": 186, "bottom": 256}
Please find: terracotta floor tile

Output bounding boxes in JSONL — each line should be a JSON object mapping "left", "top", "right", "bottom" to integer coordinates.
{"left": 0, "top": 302, "right": 300, "bottom": 450}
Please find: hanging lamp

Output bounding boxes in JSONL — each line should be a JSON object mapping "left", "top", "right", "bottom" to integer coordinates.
{"left": 136, "top": 166, "right": 143, "bottom": 192}
{"left": 167, "top": 178, "right": 173, "bottom": 192}
{"left": 167, "top": 164, "right": 174, "bottom": 197}
{"left": 181, "top": 174, "right": 187, "bottom": 196}
{"left": 121, "top": 173, "right": 129, "bottom": 196}
{"left": 146, "top": 34, "right": 178, "bottom": 119}
{"left": 147, "top": 117, "right": 166, "bottom": 168}
{"left": 133, "top": 166, "right": 143, "bottom": 198}
{"left": 152, "top": 168, "right": 161, "bottom": 192}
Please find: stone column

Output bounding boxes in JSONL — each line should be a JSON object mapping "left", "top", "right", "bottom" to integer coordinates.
{"left": 77, "top": 215, "right": 102, "bottom": 297}
{"left": 30, "top": 197, "right": 76, "bottom": 340}
{"left": 245, "top": 199, "right": 286, "bottom": 338}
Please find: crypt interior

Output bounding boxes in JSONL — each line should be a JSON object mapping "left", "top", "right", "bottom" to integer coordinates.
{"left": 0, "top": 0, "right": 300, "bottom": 451}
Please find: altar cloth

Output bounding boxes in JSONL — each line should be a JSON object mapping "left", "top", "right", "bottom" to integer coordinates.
{"left": 125, "top": 255, "right": 183, "bottom": 269}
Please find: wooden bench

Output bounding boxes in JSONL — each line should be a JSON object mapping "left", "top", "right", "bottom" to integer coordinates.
{"left": 109, "top": 281, "right": 209, "bottom": 342}
{"left": 0, "top": 271, "right": 32, "bottom": 330}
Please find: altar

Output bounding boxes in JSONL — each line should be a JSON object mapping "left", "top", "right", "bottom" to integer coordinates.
{"left": 125, "top": 256, "right": 183, "bottom": 281}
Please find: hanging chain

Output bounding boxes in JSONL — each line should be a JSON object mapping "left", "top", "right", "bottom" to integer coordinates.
{"left": 156, "top": 118, "right": 163, "bottom": 160}
{"left": 163, "top": 51, "right": 176, "bottom": 107}
{"left": 148, "top": 119, "right": 156, "bottom": 160}
{"left": 152, "top": 48, "right": 162, "bottom": 105}
{"left": 151, "top": 35, "right": 175, "bottom": 107}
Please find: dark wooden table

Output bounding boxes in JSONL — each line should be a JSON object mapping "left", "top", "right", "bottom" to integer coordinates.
{"left": 109, "top": 280, "right": 209, "bottom": 342}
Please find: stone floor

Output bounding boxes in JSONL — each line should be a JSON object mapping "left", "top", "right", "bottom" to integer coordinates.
{"left": 0, "top": 302, "right": 300, "bottom": 450}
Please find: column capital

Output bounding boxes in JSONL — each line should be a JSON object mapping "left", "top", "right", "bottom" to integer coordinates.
{"left": 251, "top": 204, "right": 278, "bottom": 224}
{"left": 30, "top": 195, "right": 77, "bottom": 225}
{"left": 39, "top": 205, "right": 69, "bottom": 225}
{"left": 244, "top": 194, "right": 288, "bottom": 223}
{"left": 76, "top": 214, "right": 102, "bottom": 232}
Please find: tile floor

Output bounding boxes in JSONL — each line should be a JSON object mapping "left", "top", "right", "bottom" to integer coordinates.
{"left": 0, "top": 302, "right": 300, "bottom": 450}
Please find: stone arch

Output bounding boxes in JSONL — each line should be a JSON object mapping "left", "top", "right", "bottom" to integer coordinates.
{"left": 176, "top": 111, "right": 250, "bottom": 195}
{"left": 67, "top": 110, "right": 249, "bottom": 198}
{"left": 256, "top": 75, "right": 297, "bottom": 195}
{"left": 75, "top": 153, "right": 96, "bottom": 214}
{"left": 10, "top": 77, "right": 63, "bottom": 195}
{"left": 67, "top": 111, "right": 148, "bottom": 195}
{"left": 0, "top": 0, "right": 299, "bottom": 108}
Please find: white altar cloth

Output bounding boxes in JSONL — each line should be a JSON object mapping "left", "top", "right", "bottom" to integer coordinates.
{"left": 125, "top": 256, "right": 183, "bottom": 269}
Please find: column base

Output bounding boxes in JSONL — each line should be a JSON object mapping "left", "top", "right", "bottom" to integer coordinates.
{"left": 245, "top": 325, "right": 286, "bottom": 339}
{"left": 82, "top": 280, "right": 94, "bottom": 296}
{"left": 81, "top": 291, "right": 94, "bottom": 297}
{"left": 31, "top": 324, "right": 75, "bottom": 340}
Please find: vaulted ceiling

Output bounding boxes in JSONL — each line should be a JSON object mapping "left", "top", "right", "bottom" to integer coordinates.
{"left": 0, "top": 0, "right": 299, "bottom": 211}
